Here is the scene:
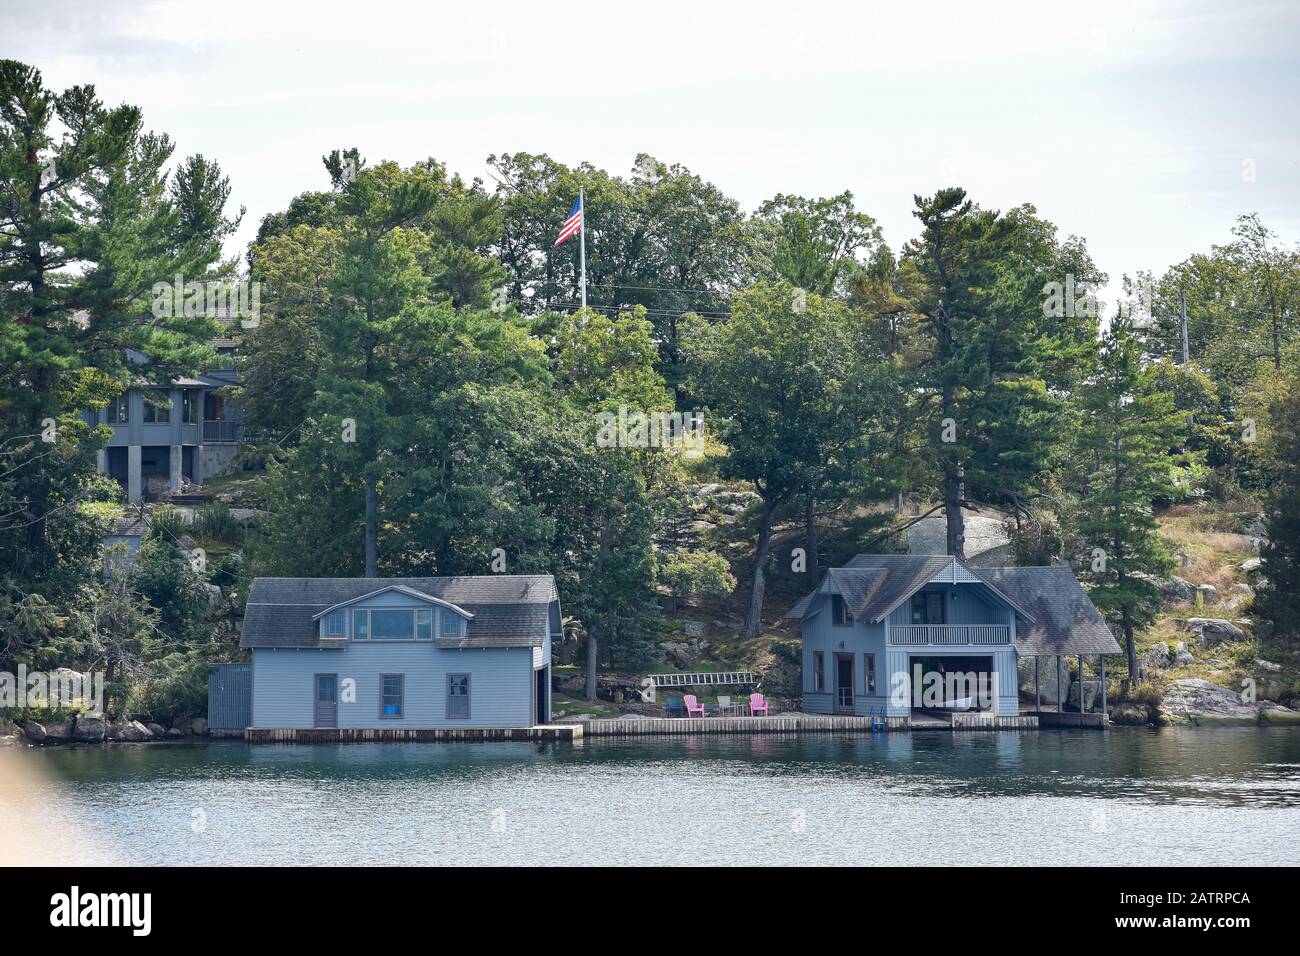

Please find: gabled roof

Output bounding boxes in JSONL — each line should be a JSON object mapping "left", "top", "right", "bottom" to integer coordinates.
{"left": 785, "top": 554, "right": 1032, "bottom": 624}
{"left": 974, "top": 566, "right": 1121, "bottom": 655}
{"left": 309, "top": 584, "right": 473, "bottom": 621}
{"left": 241, "top": 575, "right": 559, "bottom": 650}
{"left": 783, "top": 556, "right": 1121, "bottom": 657}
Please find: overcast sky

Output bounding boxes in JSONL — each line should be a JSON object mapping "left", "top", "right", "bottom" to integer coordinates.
{"left": 4, "top": 0, "right": 1298, "bottom": 310}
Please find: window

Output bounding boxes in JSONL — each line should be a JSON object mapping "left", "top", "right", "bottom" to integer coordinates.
{"left": 370, "top": 608, "right": 413, "bottom": 640}
{"left": 322, "top": 611, "right": 344, "bottom": 638}
{"left": 440, "top": 609, "right": 466, "bottom": 638}
{"left": 182, "top": 390, "right": 200, "bottom": 424}
{"left": 864, "top": 653, "right": 876, "bottom": 695}
{"left": 380, "top": 675, "right": 404, "bottom": 719}
{"left": 831, "top": 593, "right": 851, "bottom": 626}
{"left": 447, "top": 674, "right": 470, "bottom": 719}
{"left": 911, "top": 591, "right": 946, "bottom": 625}
{"left": 106, "top": 395, "right": 129, "bottom": 424}
{"left": 353, "top": 608, "right": 369, "bottom": 640}
{"left": 812, "top": 651, "right": 825, "bottom": 692}
{"left": 416, "top": 608, "right": 433, "bottom": 640}
{"left": 143, "top": 391, "right": 171, "bottom": 423}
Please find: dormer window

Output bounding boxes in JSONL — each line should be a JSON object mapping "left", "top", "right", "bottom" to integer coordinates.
{"left": 416, "top": 608, "right": 433, "bottom": 640}
{"left": 322, "top": 611, "right": 344, "bottom": 638}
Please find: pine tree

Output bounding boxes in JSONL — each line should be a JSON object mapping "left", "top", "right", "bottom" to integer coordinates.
{"left": 1074, "top": 315, "right": 1193, "bottom": 683}
{"left": 1253, "top": 364, "right": 1300, "bottom": 640}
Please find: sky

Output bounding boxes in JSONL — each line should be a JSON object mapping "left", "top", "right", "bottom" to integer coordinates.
{"left": 4, "top": 0, "right": 1298, "bottom": 311}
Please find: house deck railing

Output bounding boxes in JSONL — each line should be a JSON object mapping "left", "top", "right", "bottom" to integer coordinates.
{"left": 889, "top": 624, "right": 1011, "bottom": 646}
{"left": 203, "top": 420, "right": 242, "bottom": 443}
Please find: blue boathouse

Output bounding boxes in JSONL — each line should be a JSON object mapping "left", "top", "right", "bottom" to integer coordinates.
{"left": 240, "top": 576, "right": 562, "bottom": 731}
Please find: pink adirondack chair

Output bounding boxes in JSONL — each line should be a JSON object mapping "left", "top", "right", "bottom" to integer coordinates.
{"left": 683, "top": 694, "right": 706, "bottom": 718}
{"left": 749, "top": 692, "right": 770, "bottom": 716}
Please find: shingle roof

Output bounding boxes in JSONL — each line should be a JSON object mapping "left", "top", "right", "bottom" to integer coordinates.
{"left": 784, "top": 556, "right": 1119, "bottom": 656}
{"left": 785, "top": 555, "right": 1029, "bottom": 623}
{"left": 974, "top": 566, "right": 1122, "bottom": 655}
{"left": 241, "top": 575, "right": 558, "bottom": 649}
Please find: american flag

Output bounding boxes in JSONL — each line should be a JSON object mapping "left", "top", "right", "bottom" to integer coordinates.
{"left": 553, "top": 195, "right": 583, "bottom": 246}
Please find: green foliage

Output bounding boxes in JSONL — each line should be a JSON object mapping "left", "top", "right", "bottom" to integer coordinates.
{"left": 658, "top": 549, "right": 736, "bottom": 601}
{"left": 1253, "top": 364, "right": 1300, "bottom": 640}
{"left": 192, "top": 504, "right": 244, "bottom": 546}
{"left": 1072, "top": 314, "right": 1197, "bottom": 679}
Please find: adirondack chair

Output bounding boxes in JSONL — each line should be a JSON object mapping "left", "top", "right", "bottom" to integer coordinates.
{"left": 683, "top": 694, "right": 706, "bottom": 718}
{"left": 666, "top": 696, "right": 685, "bottom": 718}
{"left": 749, "top": 692, "right": 769, "bottom": 716}
{"left": 717, "top": 694, "right": 732, "bottom": 716}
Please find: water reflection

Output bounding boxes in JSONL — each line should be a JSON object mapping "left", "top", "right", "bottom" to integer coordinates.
{"left": 7, "top": 727, "right": 1299, "bottom": 865}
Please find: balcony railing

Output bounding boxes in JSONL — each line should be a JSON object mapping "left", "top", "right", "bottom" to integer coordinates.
{"left": 889, "top": 624, "right": 1011, "bottom": 646}
{"left": 202, "top": 420, "right": 242, "bottom": 443}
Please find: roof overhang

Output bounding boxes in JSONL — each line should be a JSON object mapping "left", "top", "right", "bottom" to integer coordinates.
{"left": 310, "top": 584, "right": 474, "bottom": 621}
{"left": 872, "top": 556, "right": 1036, "bottom": 624}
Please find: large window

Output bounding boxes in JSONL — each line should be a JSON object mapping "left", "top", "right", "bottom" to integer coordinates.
{"left": 142, "top": 391, "right": 171, "bottom": 423}
{"left": 371, "top": 609, "right": 413, "bottom": 640}
{"left": 350, "top": 605, "right": 466, "bottom": 640}
{"left": 812, "top": 651, "right": 825, "bottom": 692}
{"left": 380, "top": 675, "right": 404, "bottom": 719}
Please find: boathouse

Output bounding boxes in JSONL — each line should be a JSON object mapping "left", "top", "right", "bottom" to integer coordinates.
{"left": 786, "top": 555, "right": 1121, "bottom": 720}
{"left": 239, "top": 576, "right": 562, "bottom": 731}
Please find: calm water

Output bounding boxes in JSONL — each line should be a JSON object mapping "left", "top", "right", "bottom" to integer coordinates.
{"left": 4, "top": 728, "right": 1299, "bottom": 865}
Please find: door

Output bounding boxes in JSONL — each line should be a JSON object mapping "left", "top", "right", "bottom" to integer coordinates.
{"left": 834, "top": 654, "right": 855, "bottom": 713}
{"left": 314, "top": 673, "right": 338, "bottom": 728}
{"left": 535, "top": 667, "right": 549, "bottom": 725}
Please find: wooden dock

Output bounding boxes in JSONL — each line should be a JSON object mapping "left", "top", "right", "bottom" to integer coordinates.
{"left": 582, "top": 713, "right": 1041, "bottom": 735}
{"left": 582, "top": 715, "right": 908, "bottom": 736}
{"left": 244, "top": 724, "right": 582, "bottom": 744}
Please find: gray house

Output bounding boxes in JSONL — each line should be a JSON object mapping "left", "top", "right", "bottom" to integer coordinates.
{"left": 89, "top": 310, "right": 245, "bottom": 502}
{"left": 786, "top": 554, "right": 1120, "bottom": 718}
{"left": 241, "top": 575, "right": 562, "bottom": 730}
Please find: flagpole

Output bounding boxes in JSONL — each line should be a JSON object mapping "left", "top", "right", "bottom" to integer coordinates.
{"left": 578, "top": 186, "right": 587, "bottom": 312}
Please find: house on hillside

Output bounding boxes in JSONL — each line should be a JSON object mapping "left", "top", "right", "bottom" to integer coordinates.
{"left": 786, "top": 554, "right": 1120, "bottom": 718}
{"left": 238, "top": 576, "right": 562, "bottom": 730}
{"left": 85, "top": 308, "right": 249, "bottom": 502}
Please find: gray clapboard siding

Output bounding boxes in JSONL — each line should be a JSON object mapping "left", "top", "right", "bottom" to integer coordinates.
{"left": 251, "top": 644, "right": 532, "bottom": 729}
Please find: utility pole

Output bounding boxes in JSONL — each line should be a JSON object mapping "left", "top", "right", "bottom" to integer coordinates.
{"left": 1180, "top": 290, "right": 1190, "bottom": 364}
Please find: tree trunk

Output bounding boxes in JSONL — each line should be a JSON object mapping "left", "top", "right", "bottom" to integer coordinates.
{"left": 1123, "top": 611, "right": 1138, "bottom": 687}
{"left": 944, "top": 461, "right": 965, "bottom": 558}
{"left": 585, "top": 625, "right": 598, "bottom": 702}
{"left": 364, "top": 475, "right": 377, "bottom": 578}
{"left": 805, "top": 494, "right": 820, "bottom": 584}
{"left": 102, "top": 658, "right": 115, "bottom": 721}
{"left": 744, "top": 503, "right": 777, "bottom": 638}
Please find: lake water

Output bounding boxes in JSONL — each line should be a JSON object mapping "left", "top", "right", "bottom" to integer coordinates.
{"left": 3, "top": 727, "right": 1299, "bottom": 866}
